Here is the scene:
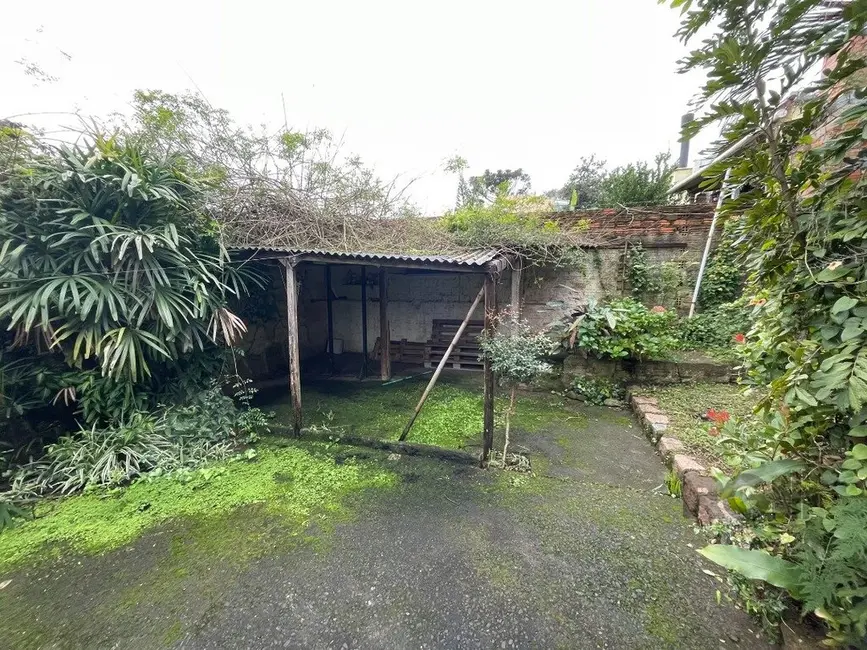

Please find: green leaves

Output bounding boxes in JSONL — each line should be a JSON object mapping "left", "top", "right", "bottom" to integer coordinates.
{"left": 720, "top": 458, "right": 806, "bottom": 498}
{"left": 832, "top": 296, "right": 858, "bottom": 314}
{"left": 668, "top": 0, "right": 867, "bottom": 644}
{"left": 699, "top": 545, "right": 800, "bottom": 592}
{"left": 0, "top": 135, "right": 257, "bottom": 408}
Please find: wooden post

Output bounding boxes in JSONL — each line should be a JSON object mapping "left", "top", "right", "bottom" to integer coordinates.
{"left": 360, "top": 266, "right": 368, "bottom": 379}
{"left": 379, "top": 267, "right": 391, "bottom": 380}
{"left": 325, "top": 265, "right": 334, "bottom": 375}
{"left": 510, "top": 259, "right": 523, "bottom": 320}
{"left": 282, "top": 258, "right": 302, "bottom": 436}
{"left": 482, "top": 273, "right": 497, "bottom": 465}
{"left": 400, "top": 286, "right": 485, "bottom": 441}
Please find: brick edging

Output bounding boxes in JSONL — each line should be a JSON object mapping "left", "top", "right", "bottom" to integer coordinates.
{"left": 627, "top": 392, "right": 738, "bottom": 526}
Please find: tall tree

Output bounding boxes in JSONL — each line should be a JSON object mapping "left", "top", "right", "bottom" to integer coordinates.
{"left": 667, "top": 0, "right": 867, "bottom": 644}
{"left": 557, "top": 155, "right": 606, "bottom": 207}
{"left": 467, "top": 168, "right": 531, "bottom": 204}
{"left": 125, "top": 90, "right": 417, "bottom": 250}
{"left": 556, "top": 153, "right": 675, "bottom": 208}
{"left": 598, "top": 152, "right": 675, "bottom": 207}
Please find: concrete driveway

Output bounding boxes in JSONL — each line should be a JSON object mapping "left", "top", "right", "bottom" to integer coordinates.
{"left": 0, "top": 403, "right": 770, "bottom": 649}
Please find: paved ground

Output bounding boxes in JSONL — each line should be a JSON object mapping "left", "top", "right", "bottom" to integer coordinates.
{"left": 0, "top": 400, "right": 771, "bottom": 649}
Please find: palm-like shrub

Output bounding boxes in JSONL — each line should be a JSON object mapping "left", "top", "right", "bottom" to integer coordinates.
{"left": 0, "top": 133, "right": 257, "bottom": 424}
{"left": 10, "top": 386, "right": 245, "bottom": 496}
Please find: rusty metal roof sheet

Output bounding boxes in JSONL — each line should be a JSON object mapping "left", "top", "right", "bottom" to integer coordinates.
{"left": 231, "top": 246, "right": 503, "bottom": 267}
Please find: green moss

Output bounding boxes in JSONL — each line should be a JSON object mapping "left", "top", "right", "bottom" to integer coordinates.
{"left": 0, "top": 441, "right": 396, "bottom": 573}
{"left": 645, "top": 598, "right": 680, "bottom": 644}
{"left": 265, "top": 376, "right": 568, "bottom": 450}
{"left": 163, "top": 620, "right": 183, "bottom": 646}
{"left": 638, "top": 383, "right": 758, "bottom": 467}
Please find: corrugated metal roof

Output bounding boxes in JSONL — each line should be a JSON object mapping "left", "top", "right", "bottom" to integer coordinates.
{"left": 231, "top": 246, "right": 502, "bottom": 267}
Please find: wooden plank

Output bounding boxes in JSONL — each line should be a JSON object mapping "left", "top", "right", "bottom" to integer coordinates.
{"left": 379, "top": 267, "right": 391, "bottom": 380}
{"left": 326, "top": 265, "right": 334, "bottom": 374}
{"left": 360, "top": 266, "right": 368, "bottom": 377}
{"left": 400, "top": 285, "right": 486, "bottom": 441}
{"left": 482, "top": 273, "right": 497, "bottom": 465}
{"left": 281, "top": 259, "right": 302, "bottom": 436}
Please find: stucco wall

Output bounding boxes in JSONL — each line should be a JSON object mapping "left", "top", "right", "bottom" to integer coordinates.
{"left": 521, "top": 246, "right": 701, "bottom": 332}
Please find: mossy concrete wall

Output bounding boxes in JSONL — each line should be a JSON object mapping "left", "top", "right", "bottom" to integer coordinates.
{"left": 561, "top": 353, "right": 734, "bottom": 388}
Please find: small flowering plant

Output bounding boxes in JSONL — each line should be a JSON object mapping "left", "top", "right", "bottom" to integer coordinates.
{"left": 706, "top": 408, "right": 730, "bottom": 437}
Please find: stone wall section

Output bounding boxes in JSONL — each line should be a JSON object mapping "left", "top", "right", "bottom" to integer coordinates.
{"left": 629, "top": 393, "right": 738, "bottom": 526}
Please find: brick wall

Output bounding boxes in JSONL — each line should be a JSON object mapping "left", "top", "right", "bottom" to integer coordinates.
{"left": 555, "top": 203, "right": 717, "bottom": 250}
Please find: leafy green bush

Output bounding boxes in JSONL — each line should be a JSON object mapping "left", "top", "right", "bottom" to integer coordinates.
{"left": 667, "top": 0, "right": 867, "bottom": 640}
{"left": 0, "top": 133, "right": 259, "bottom": 432}
{"left": 570, "top": 377, "right": 625, "bottom": 406}
{"left": 7, "top": 387, "right": 268, "bottom": 496}
{"left": 567, "top": 298, "right": 678, "bottom": 360}
{"left": 677, "top": 298, "right": 755, "bottom": 351}
{"left": 441, "top": 192, "right": 586, "bottom": 267}
{"left": 479, "top": 312, "right": 553, "bottom": 465}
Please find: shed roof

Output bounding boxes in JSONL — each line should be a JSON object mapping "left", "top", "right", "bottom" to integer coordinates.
{"left": 231, "top": 246, "right": 511, "bottom": 272}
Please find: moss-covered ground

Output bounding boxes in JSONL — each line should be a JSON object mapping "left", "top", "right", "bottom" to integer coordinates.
{"left": 263, "top": 372, "right": 567, "bottom": 449}
{"left": 0, "top": 440, "right": 396, "bottom": 574}
{"left": 638, "top": 382, "right": 759, "bottom": 468}
{"left": 0, "top": 376, "right": 770, "bottom": 649}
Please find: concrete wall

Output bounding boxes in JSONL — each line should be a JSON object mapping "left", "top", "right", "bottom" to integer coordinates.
{"left": 320, "top": 264, "right": 511, "bottom": 354}
{"left": 521, "top": 246, "right": 701, "bottom": 332}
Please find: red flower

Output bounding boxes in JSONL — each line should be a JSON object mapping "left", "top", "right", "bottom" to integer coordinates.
{"left": 706, "top": 408, "right": 730, "bottom": 425}
{"left": 651, "top": 305, "right": 667, "bottom": 313}
{"left": 733, "top": 333, "right": 746, "bottom": 344}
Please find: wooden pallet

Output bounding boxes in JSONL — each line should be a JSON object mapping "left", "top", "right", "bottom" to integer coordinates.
{"left": 372, "top": 337, "right": 426, "bottom": 363}
{"left": 423, "top": 319, "right": 484, "bottom": 370}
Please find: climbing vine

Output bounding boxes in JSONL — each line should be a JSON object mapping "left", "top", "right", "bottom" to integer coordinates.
{"left": 667, "top": 0, "right": 867, "bottom": 644}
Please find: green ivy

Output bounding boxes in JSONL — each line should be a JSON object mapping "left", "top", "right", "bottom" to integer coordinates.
{"left": 570, "top": 376, "right": 625, "bottom": 406}
{"left": 566, "top": 298, "right": 678, "bottom": 361}
{"left": 699, "top": 221, "right": 743, "bottom": 309}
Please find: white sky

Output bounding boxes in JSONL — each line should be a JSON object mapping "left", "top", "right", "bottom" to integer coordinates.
{"left": 1, "top": 0, "right": 713, "bottom": 214}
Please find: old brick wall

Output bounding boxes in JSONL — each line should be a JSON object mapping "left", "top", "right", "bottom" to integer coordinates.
{"left": 518, "top": 204, "right": 718, "bottom": 329}
{"left": 556, "top": 203, "right": 717, "bottom": 250}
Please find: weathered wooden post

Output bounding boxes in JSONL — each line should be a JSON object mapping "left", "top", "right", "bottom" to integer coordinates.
{"left": 281, "top": 258, "right": 303, "bottom": 436}
{"left": 482, "top": 272, "right": 497, "bottom": 465}
{"left": 510, "top": 259, "right": 522, "bottom": 320}
{"left": 326, "top": 265, "right": 334, "bottom": 375}
{"left": 399, "top": 285, "right": 485, "bottom": 441}
{"left": 379, "top": 267, "right": 391, "bottom": 380}
{"left": 360, "top": 266, "right": 369, "bottom": 379}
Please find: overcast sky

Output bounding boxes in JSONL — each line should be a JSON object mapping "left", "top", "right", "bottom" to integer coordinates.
{"left": 1, "top": 0, "right": 713, "bottom": 214}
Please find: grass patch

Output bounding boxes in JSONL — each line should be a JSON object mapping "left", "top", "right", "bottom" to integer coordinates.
{"left": 637, "top": 382, "right": 758, "bottom": 467}
{"left": 0, "top": 441, "right": 396, "bottom": 573}
{"left": 265, "top": 375, "right": 565, "bottom": 449}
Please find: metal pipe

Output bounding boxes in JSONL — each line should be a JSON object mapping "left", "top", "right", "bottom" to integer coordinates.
{"left": 670, "top": 131, "right": 758, "bottom": 195}
{"left": 688, "top": 168, "right": 732, "bottom": 318}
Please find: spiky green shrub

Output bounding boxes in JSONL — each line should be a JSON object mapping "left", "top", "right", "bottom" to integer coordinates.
{"left": 0, "top": 132, "right": 258, "bottom": 427}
